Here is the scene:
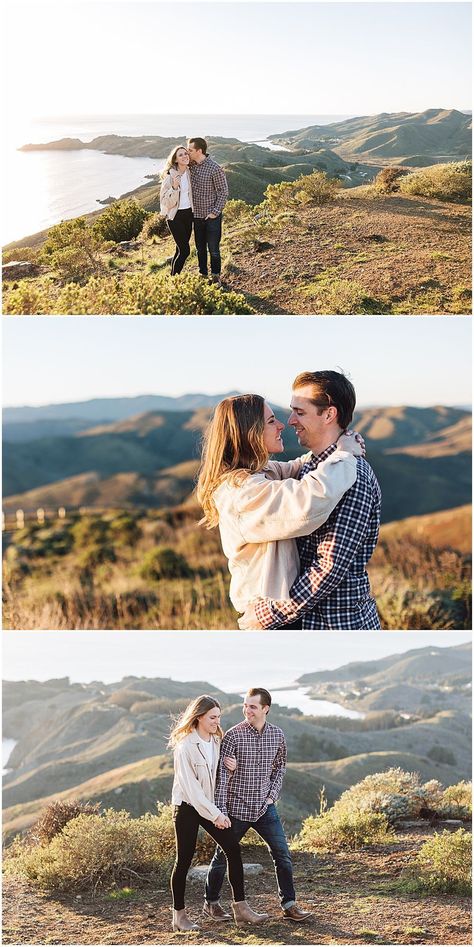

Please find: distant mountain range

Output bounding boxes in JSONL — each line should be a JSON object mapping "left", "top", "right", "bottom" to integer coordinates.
{"left": 3, "top": 642, "right": 471, "bottom": 839}
{"left": 3, "top": 398, "right": 471, "bottom": 524}
{"left": 269, "top": 108, "right": 472, "bottom": 165}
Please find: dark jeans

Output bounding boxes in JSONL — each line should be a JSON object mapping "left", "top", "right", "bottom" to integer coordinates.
{"left": 171, "top": 802, "right": 245, "bottom": 910}
{"left": 193, "top": 214, "right": 222, "bottom": 275}
{"left": 205, "top": 804, "right": 296, "bottom": 909}
{"left": 167, "top": 208, "right": 193, "bottom": 275}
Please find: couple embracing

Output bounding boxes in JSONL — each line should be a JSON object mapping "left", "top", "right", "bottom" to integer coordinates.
{"left": 197, "top": 370, "right": 382, "bottom": 630}
{"left": 159, "top": 137, "right": 228, "bottom": 283}
{"left": 170, "top": 688, "right": 311, "bottom": 931}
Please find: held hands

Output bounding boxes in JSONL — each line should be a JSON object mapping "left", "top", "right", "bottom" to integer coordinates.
{"left": 238, "top": 603, "right": 263, "bottom": 630}
{"left": 214, "top": 813, "right": 231, "bottom": 829}
{"left": 205, "top": 213, "right": 217, "bottom": 219}
{"left": 338, "top": 430, "right": 366, "bottom": 457}
{"left": 223, "top": 755, "right": 237, "bottom": 773}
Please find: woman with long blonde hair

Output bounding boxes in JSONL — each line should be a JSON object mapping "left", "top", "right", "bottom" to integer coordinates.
{"left": 196, "top": 393, "right": 362, "bottom": 628}
{"left": 159, "top": 144, "right": 194, "bottom": 275}
{"left": 169, "top": 694, "right": 267, "bottom": 931}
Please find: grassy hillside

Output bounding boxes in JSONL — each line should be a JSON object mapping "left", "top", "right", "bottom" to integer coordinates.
{"left": 3, "top": 404, "right": 471, "bottom": 523}
{"left": 3, "top": 155, "right": 471, "bottom": 315}
{"left": 270, "top": 109, "right": 472, "bottom": 164}
{"left": 3, "top": 646, "right": 471, "bottom": 839}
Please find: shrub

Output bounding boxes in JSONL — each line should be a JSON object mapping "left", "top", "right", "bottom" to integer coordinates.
{"left": 263, "top": 181, "right": 300, "bottom": 213}
{"left": 437, "top": 782, "right": 472, "bottom": 820}
{"left": 71, "top": 517, "right": 109, "bottom": 547}
{"left": 5, "top": 272, "right": 256, "bottom": 315}
{"left": 139, "top": 547, "right": 192, "bottom": 581}
{"left": 300, "top": 276, "right": 383, "bottom": 315}
{"left": 334, "top": 769, "right": 445, "bottom": 824}
{"left": 93, "top": 199, "right": 147, "bottom": 243}
{"left": 141, "top": 212, "right": 169, "bottom": 240}
{"left": 28, "top": 800, "right": 100, "bottom": 844}
{"left": 374, "top": 166, "right": 408, "bottom": 193}
{"left": 427, "top": 745, "right": 457, "bottom": 766}
{"left": 411, "top": 829, "right": 472, "bottom": 895}
{"left": 41, "top": 218, "right": 104, "bottom": 282}
{"left": 3, "top": 807, "right": 176, "bottom": 891}
{"left": 399, "top": 161, "right": 472, "bottom": 203}
{"left": 109, "top": 514, "right": 142, "bottom": 547}
{"left": 224, "top": 199, "right": 255, "bottom": 224}
{"left": 297, "top": 809, "right": 395, "bottom": 852}
{"left": 296, "top": 169, "right": 343, "bottom": 205}
{"left": 78, "top": 544, "right": 116, "bottom": 570}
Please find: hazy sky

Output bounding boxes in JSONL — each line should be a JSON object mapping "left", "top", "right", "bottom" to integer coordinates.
{"left": 2, "top": 316, "right": 471, "bottom": 409}
{"left": 3, "top": 1, "right": 471, "bottom": 133}
{"left": 3, "top": 631, "right": 470, "bottom": 690}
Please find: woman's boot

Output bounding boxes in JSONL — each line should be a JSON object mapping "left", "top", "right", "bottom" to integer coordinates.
{"left": 172, "top": 908, "right": 200, "bottom": 931}
{"left": 232, "top": 900, "right": 269, "bottom": 924}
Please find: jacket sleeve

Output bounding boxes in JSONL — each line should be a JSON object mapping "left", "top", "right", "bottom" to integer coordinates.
{"left": 265, "top": 453, "right": 312, "bottom": 481}
{"left": 160, "top": 173, "right": 178, "bottom": 216}
{"left": 174, "top": 742, "right": 222, "bottom": 822}
{"left": 235, "top": 451, "right": 357, "bottom": 544}
{"left": 214, "top": 732, "right": 235, "bottom": 817}
{"left": 210, "top": 166, "right": 229, "bottom": 215}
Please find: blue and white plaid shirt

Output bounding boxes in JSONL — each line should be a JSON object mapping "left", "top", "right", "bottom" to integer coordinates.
{"left": 215, "top": 720, "right": 287, "bottom": 821}
{"left": 255, "top": 443, "right": 382, "bottom": 630}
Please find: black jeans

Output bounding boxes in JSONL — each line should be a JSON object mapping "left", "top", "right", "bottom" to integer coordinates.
{"left": 206, "top": 804, "right": 296, "bottom": 908}
{"left": 167, "top": 208, "right": 193, "bottom": 275}
{"left": 171, "top": 802, "right": 245, "bottom": 910}
{"left": 193, "top": 214, "right": 222, "bottom": 275}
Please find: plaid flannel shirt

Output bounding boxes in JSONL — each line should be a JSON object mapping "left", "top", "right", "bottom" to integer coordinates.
{"left": 190, "top": 156, "right": 228, "bottom": 218}
{"left": 255, "top": 443, "right": 382, "bottom": 630}
{"left": 215, "top": 720, "right": 287, "bottom": 821}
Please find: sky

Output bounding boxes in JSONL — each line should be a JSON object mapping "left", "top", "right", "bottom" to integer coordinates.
{"left": 2, "top": 631, "right": 471, "bottom": 691}
{"left": 2, "top": 315, "right": 471, "bottom": 410}
{"left": 3, "top": 1, "right": 471, "bottom": 134}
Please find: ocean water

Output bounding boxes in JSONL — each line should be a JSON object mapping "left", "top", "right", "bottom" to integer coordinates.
{"left": 4, "top": 113, "right": 350, "bottom": 245}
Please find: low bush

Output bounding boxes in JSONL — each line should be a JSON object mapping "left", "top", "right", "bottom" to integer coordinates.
{"left": 297, "top": 809, "right": 395, "bottom": 852}
{"left": 399, "top": 161, "right": 472, "bottom": 203}
{"left": 437, "top": 781, "right": 472, "bottom": 820}
{"left": 4, "top": 806, "right": 176, "bottom": 891}
{"left": 93, "top": 199, "right": 147, "bottom": 243}
{"left": 374, "top": 166, "right": 408, "bottom": 193}
{"left": 28, "top": 800, "right": 100, "bottom": 844}
{"left": 410, "top": 829, "right": 472, "bottom": 896}
{"left": 3, "top": 272, "right": 256, "bottom": 315}
{"left": 299, "top": 275, "right": 383, "bottom": 315}
{"left": 141, "top": 212, "right": 169, "bottom": 240}
{"left": 296, "top": 169, "right": 343, "bottom": 205}
{"left": 109, "top": 514, "right": 142, "bottom": 547}
{"left": 41, "top": 218, "right": 104, "bottom": 282}
{"left": 140, "top": 547, "right": 192, "bottom": 581}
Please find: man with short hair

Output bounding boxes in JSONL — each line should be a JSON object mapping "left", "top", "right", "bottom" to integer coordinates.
{"left": 203, "top": 688, "right": 312, "bottom": 923}
{"left": 187, "top": 137, "right": 228, "bottom": 284}
{"left": 241, "top": 370, "right": 382, "bottom": 630}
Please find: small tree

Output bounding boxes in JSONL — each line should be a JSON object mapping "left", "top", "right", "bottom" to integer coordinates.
{"left": 93, "top": 199, "right": 147, "bottom": 243}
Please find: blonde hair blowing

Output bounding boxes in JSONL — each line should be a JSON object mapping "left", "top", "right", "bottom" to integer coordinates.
{"left": 196, "top": 394, "right": 269, "bottom": 529}
{"left": 162, "top": 144, "right": 188, "bottom": 178}
{"left": 169, "top": 695, "right": 223, "bottom": 747}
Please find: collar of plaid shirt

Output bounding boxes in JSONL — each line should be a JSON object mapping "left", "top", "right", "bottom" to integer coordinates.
{"left": 303, "top": 440, "right": 339, "bottom": 470}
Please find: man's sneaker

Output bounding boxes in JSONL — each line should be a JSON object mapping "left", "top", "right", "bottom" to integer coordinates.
{"left": 203, "top": 900, "right": 232, "bottom": 921}
{"left": 283, "top": 904, "right": 313, "bottom": 923}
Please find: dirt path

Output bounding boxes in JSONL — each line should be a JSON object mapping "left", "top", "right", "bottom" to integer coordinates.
{"left": 3, "top": 830, "right": 471, "bottom": 945}
{"left": 223, "top": 195, "right": 472, "bottom": 314}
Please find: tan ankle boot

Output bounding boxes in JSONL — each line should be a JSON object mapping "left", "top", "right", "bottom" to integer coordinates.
{"left": 172, "top": 908, "right": 200, "bottom": 932}
{"left": 232, "top": 900, "right": 269, "bottom": 924}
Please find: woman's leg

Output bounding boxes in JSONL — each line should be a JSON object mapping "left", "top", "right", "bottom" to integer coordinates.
{"left": 167, "top": 210, "right": 191, "bottom": 275}
{"left": 171, "top": 803, "right": 200, "bottom": 910}
{"left": 198, "top": 816, "right": 245, "bottom": 902}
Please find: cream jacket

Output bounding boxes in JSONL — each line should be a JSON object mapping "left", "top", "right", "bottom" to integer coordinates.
{"left": 171, "top": 730, "right": 222, "bottom": 822}
{"left": 160, "top": 168, "right": 194, "bottom": 220}
{"left": 213, "top": 449, "right": 357, "bottom": 613}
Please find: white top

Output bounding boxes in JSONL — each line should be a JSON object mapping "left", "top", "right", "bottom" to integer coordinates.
{"left": 213, "top": 450, "right": 357, "bottom": 613}
{"left": 200, "top": 736, "right": 215, "bottom": 769}
{"left": 178, "top": 171, "right": 192, "bottom": 209}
